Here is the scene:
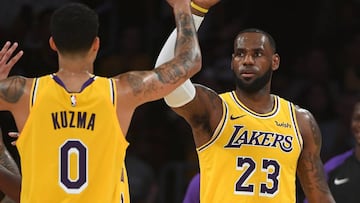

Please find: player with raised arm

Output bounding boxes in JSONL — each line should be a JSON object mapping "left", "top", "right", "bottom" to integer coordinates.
{"left": 155, "top": 0, "right": 335, "bottom": 202}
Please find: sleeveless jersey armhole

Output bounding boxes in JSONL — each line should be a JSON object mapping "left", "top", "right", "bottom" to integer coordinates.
{"left": 289, "top": 102, "right": 303, "bottom": 150}
{"left": 30, "top": 77, "right": 40, "bottom": 109}
{"left": 109, "top": 78, "right": 116, "bottom": 107}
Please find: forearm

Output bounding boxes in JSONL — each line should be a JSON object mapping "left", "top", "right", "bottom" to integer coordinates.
{"left": 0, "top": 136, "right": 20, "bottom": 203}
{"left": 155, "top": 14, "right": 204, "bottom": 67}
{"left": 0, "top": 165, "right": 20, "bottom": 203}
{"left": 295, "top": 107, "right": 335, "bottom": 203}
{"left": 155, "top": 13, "right": 204, "bottom": 107}
{"left": 298, "top": 159, "right": 335, "bottom": 203}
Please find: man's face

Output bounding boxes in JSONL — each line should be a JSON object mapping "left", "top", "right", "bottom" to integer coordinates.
{"left": 231, "top": 32, "right": 279, "bottom": 93}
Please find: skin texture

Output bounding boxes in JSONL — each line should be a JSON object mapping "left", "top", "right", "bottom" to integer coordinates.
{"left": 172, "top": 31, "right": 335, "bottom": 202}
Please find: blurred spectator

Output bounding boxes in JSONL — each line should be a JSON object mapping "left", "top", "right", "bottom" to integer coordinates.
{"left": 304, "top": 94, "right": 360, "bottom": 203}
{"left": 295, "top": 82, "right": 338, "bottom": 161}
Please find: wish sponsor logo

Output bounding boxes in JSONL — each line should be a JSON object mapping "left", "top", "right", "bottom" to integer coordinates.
{"left": 230, "top": 114, "right": 246, "bottom": 120}
{"left": 334, "top": 177, "right": 349, "bottom": 185}
{"left": 275, "top": 121, "right": 291, "bottom": 128}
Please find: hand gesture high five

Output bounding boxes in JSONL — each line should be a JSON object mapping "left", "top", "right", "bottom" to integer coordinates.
{"left": 0, "top": 41, "right": 23, "bottom": 79}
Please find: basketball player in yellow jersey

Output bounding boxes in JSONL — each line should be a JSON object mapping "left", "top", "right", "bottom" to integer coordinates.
{"left": 0, "top": 0, "right": 201, "bottom": 202}
{"left": 154, "top": 0, "right": 335, "bottom": 202}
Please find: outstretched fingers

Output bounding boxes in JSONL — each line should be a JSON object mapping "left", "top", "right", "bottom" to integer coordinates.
{"left": 0, "top": 41, "right": 23, "bottom": 79}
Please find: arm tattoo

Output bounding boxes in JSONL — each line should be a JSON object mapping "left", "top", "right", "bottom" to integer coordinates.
{"left": 309, "top": 116, "right": 322, "bottom": 148}
{"left": 153, "top": 11, "right": 197, "bottom": 86}
{"left": 155, "top": 64, "right": 186, "bottom": 84}
{"left": 0, "top": 76, "right": 26, "bottom": 103}
{"left": 175, "top": 11, "right": 198, "bottom": 72}
{"left": 301, "top": 151, "right": 329, "bottom": 193}
{"left": 126, "top": 73, "right": 146, "bottom": 96}
{"left": 300, "top": 113, "right": 331, "bottom": 195}
{"left": 154, "top": 10, "right": 198, "bottom": 83}
{"left": 127, "top": 10, "right": 199, "bottom": 97}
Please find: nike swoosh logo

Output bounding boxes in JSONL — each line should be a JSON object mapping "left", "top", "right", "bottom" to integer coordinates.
{"left": 230, "top": 114, "right": 246, "bottom": 120}
{"left": 334, "top": 178, "right": 349, "bottom": 185}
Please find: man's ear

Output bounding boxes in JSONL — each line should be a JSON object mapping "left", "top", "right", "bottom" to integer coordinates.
{"left": 92, "top": 37, "right": 100, "bottom": 52}
{"left": 272, "top": 53, "right": 280, "bottom": 71}
{"left": 49, "top": 37, "right": 57, "bottom": 52}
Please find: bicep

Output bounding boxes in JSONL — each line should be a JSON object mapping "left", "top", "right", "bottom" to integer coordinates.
{"left": 296, "top": 108, "right": 334, "bottom": 203}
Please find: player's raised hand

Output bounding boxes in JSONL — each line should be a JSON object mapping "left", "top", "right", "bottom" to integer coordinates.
{"left": 0, "top": 41, "right": 23, "bottom": 80}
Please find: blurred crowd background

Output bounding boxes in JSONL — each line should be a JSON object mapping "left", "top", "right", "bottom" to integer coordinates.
{"left": 0, "top": 0, "right": 360, "bottom": 202}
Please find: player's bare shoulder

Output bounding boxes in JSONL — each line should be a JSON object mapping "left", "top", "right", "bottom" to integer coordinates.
{"left": 294, "top": 104, "right": 322, "bottom": 147}
{"left": 194, "top": 83, "right": 221, "bottom": 105}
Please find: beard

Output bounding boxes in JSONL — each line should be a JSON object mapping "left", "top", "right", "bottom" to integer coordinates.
{"left": 234, "top": 67, "right": 272, "bottom": 93}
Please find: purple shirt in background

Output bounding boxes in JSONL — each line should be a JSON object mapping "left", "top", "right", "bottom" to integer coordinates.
{"left": 183, "top": 173, "right": 200, "bottom": 203}
{"left": 303, "top": 149, "right": 354, "bottom": 203}
{"left": 323, "top": 149, "right": 354, "bottom": 178}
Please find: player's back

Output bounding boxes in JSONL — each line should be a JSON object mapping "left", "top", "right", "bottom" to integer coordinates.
{"left": 197, "top": 91, "right": 303, "bottom": 203}
{"left": 17, "top": 74, "right": 130, "bottom": 202}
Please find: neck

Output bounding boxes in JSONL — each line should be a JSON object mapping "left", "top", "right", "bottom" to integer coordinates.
{"left": 57, "top": 55, "right": 94, "bottom": 76}
{"left": 57, "top": 68, "right": 93, "bottom": 77}
{"left": 234, "top": 89, "right": 274, "bottom": 114}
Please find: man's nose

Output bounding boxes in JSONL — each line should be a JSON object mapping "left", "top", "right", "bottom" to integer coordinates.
{"left": 243, "top": 54, "right": 254, "bottom": 64}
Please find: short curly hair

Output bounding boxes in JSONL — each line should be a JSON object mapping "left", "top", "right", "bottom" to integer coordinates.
{"left": 50, "top": 3, "right": 99, "bottom": 54}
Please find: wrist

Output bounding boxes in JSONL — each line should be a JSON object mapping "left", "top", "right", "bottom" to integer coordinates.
{"left": 190, "top": 1, "right": 208, "bottom": 17}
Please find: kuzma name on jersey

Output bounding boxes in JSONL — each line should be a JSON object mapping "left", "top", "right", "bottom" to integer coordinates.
{"left": 51, "top": 111, "right": 96, "bottom": 130}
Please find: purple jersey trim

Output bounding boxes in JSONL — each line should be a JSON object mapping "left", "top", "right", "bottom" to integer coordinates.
{"left": 323, "top": 149, "right": 354, "bottom": 180}
{"left": 51, "top": 74, "right": 95, "bottom": 93}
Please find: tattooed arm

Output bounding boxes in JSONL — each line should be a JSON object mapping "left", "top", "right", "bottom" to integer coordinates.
{"left": 296, "top": 106, "right": 335, "bottom": 203}
{"left": 113, "top": 0, "right": 201, "bottom": 135}
{"left": 0, "top": 76, "right": 26, "bottom": 103}
{"left": 0, "top": 76, "right": 31, "bottom": 133}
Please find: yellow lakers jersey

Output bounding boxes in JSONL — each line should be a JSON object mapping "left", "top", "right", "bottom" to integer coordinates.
{"left": 197, "top": 91, "right": 303, "bottom": 203}
{"left": 17, "top": 74, "right": 130, "bottom": 203}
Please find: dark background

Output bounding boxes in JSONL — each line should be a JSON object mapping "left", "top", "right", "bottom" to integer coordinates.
{"left": 1, "top": 0, "right": 360, "bottom": 202}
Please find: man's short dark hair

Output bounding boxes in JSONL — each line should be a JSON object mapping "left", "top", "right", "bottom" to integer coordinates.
{"left": 50, "top": 3, "right": 99, "bottom": 54}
